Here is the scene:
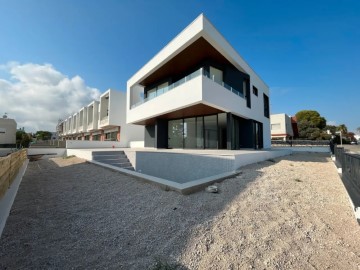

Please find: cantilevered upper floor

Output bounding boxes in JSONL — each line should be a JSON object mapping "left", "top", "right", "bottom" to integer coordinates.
{"left": 126, "top": 14, "right": 269, "bottom": 127}
{"left": 126, "top": 14, "right": 271, "bottom": 149}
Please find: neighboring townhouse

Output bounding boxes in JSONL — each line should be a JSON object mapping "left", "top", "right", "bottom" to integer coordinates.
{"left": 126, "top": 14, "right": 270, "bottom": 149}
{"left": 86, "top": 100, "right": 100, "bottom": 140}
{"left": 270, "top": 113, "right": 294, "bottom": 141}
{"left": 57, "top": 89, "right": 143, "bottom": 147}
{"left": 0, "top": 115, "right": 17, "bottom": 147}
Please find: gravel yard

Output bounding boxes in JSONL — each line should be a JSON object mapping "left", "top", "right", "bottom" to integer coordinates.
{"left": 0, "top": 153, "right": 359, "bottom": 269}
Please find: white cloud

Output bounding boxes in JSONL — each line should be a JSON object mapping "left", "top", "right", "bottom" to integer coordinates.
{"left": 0, "top": 62, "right": 101, "bottom": 132}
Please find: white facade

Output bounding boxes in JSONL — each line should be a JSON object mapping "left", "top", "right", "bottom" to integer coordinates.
{"left": 86, "top": 101, "right": 100, "bottom": 132}
{"left": 99, "top": 89, "right": 123, "bottom": 129}
{"left": 0, "top": 117, "right": 17, "bottom": 145}
{"left": 270, "top": 113, "right": 294, "bottom": 140}
{"left": 127, "top": 14, "right": 270, "bottom": 149}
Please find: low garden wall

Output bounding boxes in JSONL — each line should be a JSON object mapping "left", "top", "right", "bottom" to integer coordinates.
{"left": 0, "top": 150, "right": 27, "bottom": 199}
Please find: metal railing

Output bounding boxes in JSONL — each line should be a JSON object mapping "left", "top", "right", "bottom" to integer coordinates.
{"left": 271, "top": 140, "right": 330, "bottom": 147}
{"left": 335, "top": 147, "right": 360, "bottom": 190}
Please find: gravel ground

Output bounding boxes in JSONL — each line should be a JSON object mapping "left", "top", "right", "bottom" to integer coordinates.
{"left": 0, "top": 153, "right": 359, "bottom": 269}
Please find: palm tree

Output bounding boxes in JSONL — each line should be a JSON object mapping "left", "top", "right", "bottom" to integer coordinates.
{"left": 337, "top": 124, "right": 348, "bottom": 134}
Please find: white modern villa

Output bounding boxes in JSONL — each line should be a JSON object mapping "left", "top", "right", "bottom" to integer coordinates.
{"left": 0, "top": 115, "right": 17, "bottom": 147}
{"left": 58, "top": 89, "right": 143, "bottom": 147}
{"left": 270, "top": 113, "right": 294, "bottom": 141}
{"left": 126, "top": 14, "right": 270, "bottom": 150}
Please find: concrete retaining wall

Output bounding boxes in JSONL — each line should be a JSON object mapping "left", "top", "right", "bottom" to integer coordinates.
{"left": 66, "top": 140, "right": 123, "bottom": 149}
{"left": 136, "top": 152, "right": 234, "bottom": 183}
{"left": 27, "top": 148, "right": 66, "bottom": 158}
{"left": 66, "top": 149, "right": 93, "bottom": 160}
{"left": 135, "top": 149, "right": 292, "bottom": 184}
{"left": 129, "top": 141, "right": 144, "bottom": 148}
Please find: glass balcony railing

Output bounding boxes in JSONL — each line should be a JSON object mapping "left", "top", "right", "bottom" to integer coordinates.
{"left": 130, "top": 67, "right": 244, "bottom": 109}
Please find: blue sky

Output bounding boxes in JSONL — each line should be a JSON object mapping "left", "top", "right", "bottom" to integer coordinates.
{"left": 0, "top": 0, "right": 359, "bottom": 132}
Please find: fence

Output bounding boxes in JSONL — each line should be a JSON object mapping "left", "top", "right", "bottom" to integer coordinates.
{"left": 0, "top": 149, "right": 27, "bottom": 199}
{"left": 271, "top": 140, "right": 330, "bottom": 147}
{"left": 334, "top": 146, "right": 360, "bottom": 206}
{"left": 30, "top": 140, "right": 66, "bottom": 148}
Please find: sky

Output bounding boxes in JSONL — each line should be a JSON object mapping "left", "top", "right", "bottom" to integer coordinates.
{"left": 0, "top": 0, "right": 359, "bottom": 133}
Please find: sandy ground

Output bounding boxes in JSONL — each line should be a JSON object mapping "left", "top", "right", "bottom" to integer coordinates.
{"left": 0, "top": 153, "right": 359, "bottom": 269}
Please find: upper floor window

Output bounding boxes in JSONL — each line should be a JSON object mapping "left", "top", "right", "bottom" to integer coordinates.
{"left": 252, "top": 86, "right": 258, "bottom": 96}
{"left": 263, "top": 93, "right": 269, "bottom": 118}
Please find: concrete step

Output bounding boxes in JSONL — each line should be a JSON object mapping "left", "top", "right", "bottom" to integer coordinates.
{"left": 92, "top": 151, "right": 125, "bottom": 156}
{"left": 107, "top": 162, "right": 133, "bottom": 168}
{"left": 91, "top": 150, "right": 135, "bottom": 171}
{"left": 93, "top": 157, "right": 129, "bottom": 163}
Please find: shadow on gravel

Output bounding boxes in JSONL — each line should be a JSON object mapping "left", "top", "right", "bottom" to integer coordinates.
{"left": 0, "top": 153, "right": 331, "bottom": 269}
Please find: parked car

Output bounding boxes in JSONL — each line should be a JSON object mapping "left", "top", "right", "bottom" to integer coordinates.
{"left": 350, "top": 141, "right": 358, "bottom": 145}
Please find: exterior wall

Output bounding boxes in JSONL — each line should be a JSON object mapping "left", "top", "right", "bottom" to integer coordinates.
{"left": 270, "top": 113, "right": 294, "bottom": 140}
{"left": 0, "top": 118, "right": 17, "bottom": 145}
{"left": 78, "top": 107, "right": 87, "bottom": 133}
{"left": 99, "top": 89, "right": 124, "bottom": 128}
{"left": 86, "top": 101, "right": 99, "bottom": 131}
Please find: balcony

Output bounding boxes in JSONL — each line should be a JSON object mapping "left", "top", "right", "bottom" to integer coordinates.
{"left": 100, "top": 116, "right": 109, "bottom": 126}
{"left": 131, "top": 67, "right": 244, "bottom": 109}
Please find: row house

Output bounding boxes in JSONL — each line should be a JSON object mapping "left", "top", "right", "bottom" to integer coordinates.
{"left": 57, "top": 89, "right": 143, "bottom": 147}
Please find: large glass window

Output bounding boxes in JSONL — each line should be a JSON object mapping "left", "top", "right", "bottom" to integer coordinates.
{"left": 263, "top": 93, "right": 270, "bottom": 118}
{"left": 184, "top": 118, "right": 196, "bottom": 148}
{"left": 167, "top": 114, "right": 228, "bottom": 149}
{"left": 210, "top": 66, "right": 223, "bottom": 85}
{"left": 147, "top": 88, "right": 157, "bottom": 99}
{"left": 196, "top": 117, "right": 204, "bottom": 149}
{"left": 232, "top": 116, "right": 241, "bottom": 150}
{"left": 204, "top": 115, "right": 218, "bottom": 149}
{"left": 105, "top": 132, "right": 117, "bottom": 141}
{"left": 92, "top": 134, "right": 101, "bottom": 141}
{"left": 168, "top": 119, "right": 184, "bottom": 148}
{"left": 218, "top": 113, "right": 227, "bottom": 149}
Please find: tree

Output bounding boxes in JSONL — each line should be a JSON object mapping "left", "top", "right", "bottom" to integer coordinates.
{"left": 35, "top": 130, "right": 53, "bottom": 140}
{"left": 336, "top": 124, "right": 348, "bottom": 134}
{"left": 356, "top": 127, "right": 360, "bottom": 135}
{"left": 295, "top": 110, "right": 326, "bottom": 129}
{"left": 324, "top": 125, "right": 337, "bottom": 135}
{"left": 295, "top": 110, "right": 327, "bottom": 140}
{"left": 16, "top": 130, "right": 32, "bottom": 148}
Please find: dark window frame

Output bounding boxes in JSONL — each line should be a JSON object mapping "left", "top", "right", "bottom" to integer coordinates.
{"left": 252, "top": 86, "right": 258, "bottom": 96}
{"left": 263, "top": 93, "right": 270, "bottom": 118}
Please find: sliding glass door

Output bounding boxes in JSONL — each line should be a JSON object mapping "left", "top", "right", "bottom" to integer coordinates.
{"left": 204, "top": 115, "right": 218, "bottom": 149}
{"left": 168, "top": 114, "right": 228, "bottom": 149}
{"left": 168, "top": 119, "right": 184, "bottom": 148}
